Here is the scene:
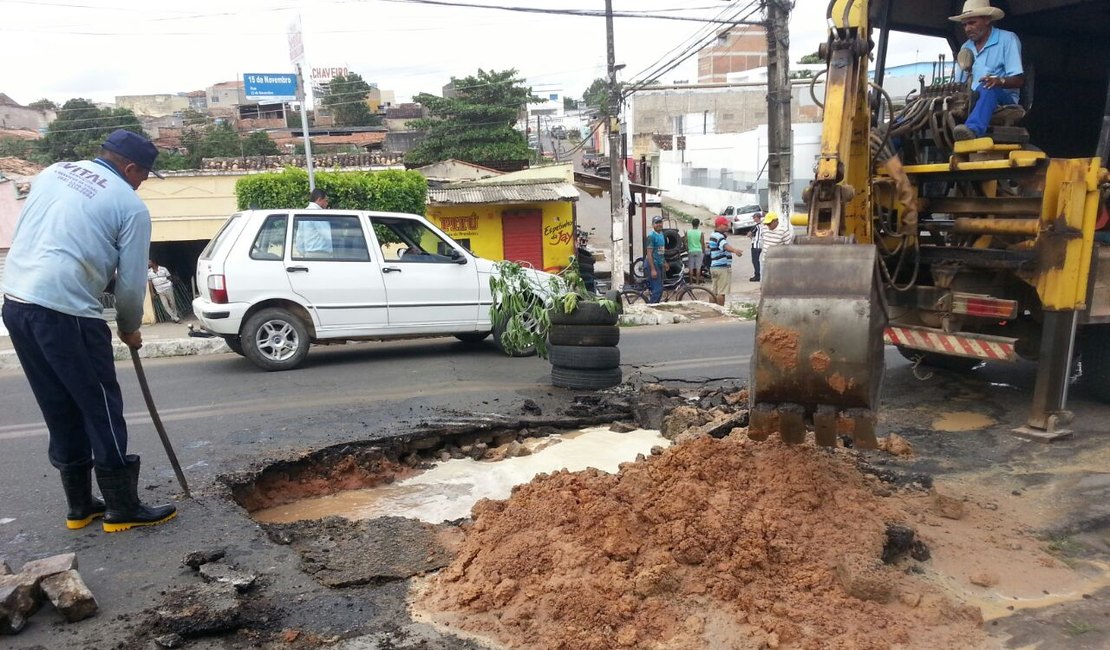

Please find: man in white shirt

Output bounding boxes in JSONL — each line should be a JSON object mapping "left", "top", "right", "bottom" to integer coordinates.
{"left": 306, "top": 188, "right": 329, "bottom": 209}
{"left": 147, "top": 259, "right": 180, "bottom": 323}
{"left": 759, "top": 213, "right": 794, "bottom": 284}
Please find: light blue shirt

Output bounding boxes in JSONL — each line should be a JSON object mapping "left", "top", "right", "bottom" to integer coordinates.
{"left": 958, "top": 26, "right": 1023, "bottom": 103}
{"left": 1, "top": 159, "right": 152, "bottom": 333}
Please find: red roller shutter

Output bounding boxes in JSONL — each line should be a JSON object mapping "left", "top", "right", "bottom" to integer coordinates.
{"left": 501, "top": 209, "right": 544, "bottom": 269}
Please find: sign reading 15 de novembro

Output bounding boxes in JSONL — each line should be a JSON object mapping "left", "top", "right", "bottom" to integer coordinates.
{"left": 243, "top": 73, "right": 298, "bottom": 101}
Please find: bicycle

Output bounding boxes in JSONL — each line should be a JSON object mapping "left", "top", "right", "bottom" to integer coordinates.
{"left": 620, "top": 272, "right": 716, "bottom": 305}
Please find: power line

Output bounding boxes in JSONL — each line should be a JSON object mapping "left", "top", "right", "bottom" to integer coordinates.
{"left": 374, "top": 0, "right": 761, "bottom": 23}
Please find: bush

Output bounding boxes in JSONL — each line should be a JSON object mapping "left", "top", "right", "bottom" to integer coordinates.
{"left": 235, "top": 167, "right": 427, "bottom": 214}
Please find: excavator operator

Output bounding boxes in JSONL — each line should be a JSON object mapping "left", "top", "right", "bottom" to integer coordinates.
{"left": 949, "top": 0, "right": 1025, "bottom": 141}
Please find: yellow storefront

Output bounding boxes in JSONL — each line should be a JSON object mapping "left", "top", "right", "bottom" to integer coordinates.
{"left": 426, "top": 179, "right": 579, "bottom": 273}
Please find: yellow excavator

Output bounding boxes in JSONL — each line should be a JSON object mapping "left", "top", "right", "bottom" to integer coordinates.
{"left": 750, "top": 0, "right": 1110, "bottom": 445}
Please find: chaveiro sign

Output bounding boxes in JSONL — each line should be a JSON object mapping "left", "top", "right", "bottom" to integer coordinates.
{"left": 243, "top": 73, "right": 298, "bottom": 102}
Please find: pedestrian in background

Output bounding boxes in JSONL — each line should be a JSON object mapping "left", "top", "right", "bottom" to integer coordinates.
{"left": 645, "top": 215, "right": 667, "bottom": 303}
{"left": 759, "top": 212, "right": 795, "bottom": 284}
{"left": 749, "top": 212, "right": 764, "bottom": 282}
{"left": 306, "top": 188, "right": 329, "bottom": 209}
{"left": 0, "top": 129, "right": 177, "bottom": 533}
{"left": 708, "top": 216, "right": 743, "bottom": 306}
{"left": 147, "top": 259, "right": 180, "bottom": 323}
{"left": 685, "top": 218, "right": 705, "bottom": 284}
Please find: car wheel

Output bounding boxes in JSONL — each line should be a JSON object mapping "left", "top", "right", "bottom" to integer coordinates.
{"left": 222, "top": 335, "right": 246, "bottom": 357}
{"left": 493, "top": 320, "right": 537, "bottom": 357}
{"left": 455, "top": 331, "right": 492, "bottom": 344}
{"left": 242, "top": 308, "right": 310, "bottom": 371}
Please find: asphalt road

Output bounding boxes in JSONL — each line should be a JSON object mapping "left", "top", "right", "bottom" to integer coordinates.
{"left": 2, "top": 318, "right": 1109, "bottom": 648}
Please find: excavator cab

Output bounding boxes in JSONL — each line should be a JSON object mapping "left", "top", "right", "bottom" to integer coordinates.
{"left": 750, "top": 0, "right": 1110, "bottom": 443}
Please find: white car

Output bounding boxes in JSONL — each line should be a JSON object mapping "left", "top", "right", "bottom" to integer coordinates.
{"left": 192, "top": 209, "right": 537, "bottom": 371}
{"left": 720, "top": 204, "right": 764, "bottom": 235}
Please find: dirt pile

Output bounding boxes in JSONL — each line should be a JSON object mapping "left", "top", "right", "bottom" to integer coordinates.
{"left": 417, "top": 436, "right": 984, "bottom": 649}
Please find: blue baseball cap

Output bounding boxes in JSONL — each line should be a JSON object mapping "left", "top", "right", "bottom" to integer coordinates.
{"left": 101, "top": 129, "right": 164, "bottom": 179}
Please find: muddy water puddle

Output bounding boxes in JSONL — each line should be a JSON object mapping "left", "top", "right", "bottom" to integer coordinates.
{"left": 252, "top": 427, "right": 668, "bottom": 525}
{"left": 932, "top": 411, "right": 996, "bottom": 432}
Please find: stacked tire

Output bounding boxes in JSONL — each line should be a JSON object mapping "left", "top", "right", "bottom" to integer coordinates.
{"left": 548, "top": 302, "right": 622, "bottom": 390}
{"left": 662, "top": 227, "right": 687, "bottom": 280}
{"left": 576, "top": 248, "right": 597, "bottom": 293}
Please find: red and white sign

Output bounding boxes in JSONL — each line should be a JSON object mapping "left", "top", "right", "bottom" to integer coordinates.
{"left": 884, "top": 326, "right": 1017, "bottom": 362}
{"left": 311, "top": 67, "right": 350, "bottom": 82}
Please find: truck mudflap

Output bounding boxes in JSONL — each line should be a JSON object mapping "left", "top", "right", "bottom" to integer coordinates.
{"left": 884, "top": 325, "right": 1018, "bottom": 362}
{"left": 749, "top": 244, "right": 887, "bottom": 448}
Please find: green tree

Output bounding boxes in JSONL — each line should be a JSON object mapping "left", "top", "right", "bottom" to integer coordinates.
{"left": 563, "top": 96, "right": 576, "bottom": 111}
{"left": 39, "top": 98, "right": 145, "bottom": 163}
{"left": 405, "top": 68, "right": 537, "bottom": 167}
{"left": 583, "top": 77, "right": 611, "bottom": 116}
{"left": 320, "top": 73, "right": 381, "bottom": 127}
{"left": 27, "top": 98, "right": 58, "bottom": 111}
{"left": 798, "top": 52, "right": 823, "bottom": 64}
{"left": 242, "top": 131, "right": 279, "bottom": 156}
{"left": 172, "top": 122, "right": 277, "bottom": 169}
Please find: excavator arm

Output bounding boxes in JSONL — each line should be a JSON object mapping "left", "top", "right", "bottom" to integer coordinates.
{"left": 748, "top": 0, "right": 888, "bottom": 448}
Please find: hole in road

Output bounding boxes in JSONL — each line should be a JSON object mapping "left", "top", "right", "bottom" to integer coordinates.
{"left": 249, "top": 426, "right": 669, "bottom": 524}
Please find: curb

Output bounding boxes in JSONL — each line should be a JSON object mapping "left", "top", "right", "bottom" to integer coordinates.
{"left": 0, "top": 337, "right": 231, "bottom": 371}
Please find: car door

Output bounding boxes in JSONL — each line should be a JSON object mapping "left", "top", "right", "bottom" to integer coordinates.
{"left": 285, "top": 212, "right": 389, "bottom": 334}
{"left": 367, "top": 215, "right": 481, "bottom": 330}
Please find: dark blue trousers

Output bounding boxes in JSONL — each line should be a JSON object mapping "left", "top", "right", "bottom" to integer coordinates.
{"left": 966, "top": 86, "right": 1017, "bottom": 137}
{"left": 2, "top": 300, "right": 130, "bottom": 471}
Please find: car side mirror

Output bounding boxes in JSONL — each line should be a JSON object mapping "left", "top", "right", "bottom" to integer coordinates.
{"left": 450, "top": 249, "right": 467, "bottom": 264}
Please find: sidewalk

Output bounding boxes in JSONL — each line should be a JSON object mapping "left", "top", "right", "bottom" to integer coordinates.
{"left": 0, "top": 315, "right": 229, "bottom": 370}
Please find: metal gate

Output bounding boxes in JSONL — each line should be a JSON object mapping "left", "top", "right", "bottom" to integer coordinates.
{"left": 501, "top": 209, "right": 544, "bottom": 269}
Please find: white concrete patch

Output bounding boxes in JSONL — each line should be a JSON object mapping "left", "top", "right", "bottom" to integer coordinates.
{"left": 252, "top": 427, "right": 670, "bottom": 525}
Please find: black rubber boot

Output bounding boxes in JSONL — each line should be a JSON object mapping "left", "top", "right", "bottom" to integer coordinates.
{"left": 95, "top": 455, "right": 177, "bottom": 533}
{"left": 59, "top": 466, "right": 106, "bottom": 530}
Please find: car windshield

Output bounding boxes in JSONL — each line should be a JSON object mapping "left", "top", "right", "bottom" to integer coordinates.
{"left": 739, "top": 205, "right": 762, "bottom": 213}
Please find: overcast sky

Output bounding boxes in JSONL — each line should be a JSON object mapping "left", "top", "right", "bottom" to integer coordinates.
{"left": 0, "top": 0, "right": 950, "bottom": 107}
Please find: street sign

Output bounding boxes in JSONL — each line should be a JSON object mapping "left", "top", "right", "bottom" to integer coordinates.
{"left": 287, "top": 16, "right": 304, "bottom": 64}
{"left": 243, "top": 73, "right": 298, "bottom": 102}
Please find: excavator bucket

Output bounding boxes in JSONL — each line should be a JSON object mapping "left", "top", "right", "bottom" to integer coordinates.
{"left": 749, "top": 244, "right": 887, "bottom": 448}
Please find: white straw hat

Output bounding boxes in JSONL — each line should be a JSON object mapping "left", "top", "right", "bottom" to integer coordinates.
{"left": 949, "top": 0, "right": 1005, "bottom": 22}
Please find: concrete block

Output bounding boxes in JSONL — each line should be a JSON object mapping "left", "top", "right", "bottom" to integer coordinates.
{"left": 20, "top": 552, "right": 77, "bottom": 579}
{"left": 0, "top": 573, "right": 43, "bottom": 634}
{"left": 197, "top": 564, "right": 256, "bottom": 593}
{"left": 40, "top": 570, "right": 98, "bottom": 622}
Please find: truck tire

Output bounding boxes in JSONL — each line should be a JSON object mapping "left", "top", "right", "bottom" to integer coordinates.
{"left": 551, "top": 366, "right": 623, "bottom": 390}
{"left": 896, "top": 346, "right": 982, "bottom": 372}
{"left": 549, "top": 344, "right": 620, "bottom": 369}
{"left": 241, "top": 308, "right": 310, "bottom": 371}
{"left": 549, "top": 302, "right": 619, "bottom": 326}
{"left": 1078, "top": 325, "right": 1110, "bottom": 402}
{"left": 548, "top": 324, "right": 620, "bottom": 347}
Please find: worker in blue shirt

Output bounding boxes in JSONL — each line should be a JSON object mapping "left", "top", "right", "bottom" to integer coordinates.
{"left": 950, "top": 0, "right": 1024, "bottom": 140}
{"left": 1, "top": 130, "right": 177, "bottom": 533}
{"left": 645, "top": 215, "right": 667, "bottom": 303}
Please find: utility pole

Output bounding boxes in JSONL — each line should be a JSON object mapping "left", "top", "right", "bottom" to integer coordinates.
{"left": 765, "top": 0, "right": 792, "bottom": 222}
{"left": 605, "top": 0, "right": 626, "bottom": 286}
{"left": 295, "top": 63, "right": 317, "bottom": 191}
